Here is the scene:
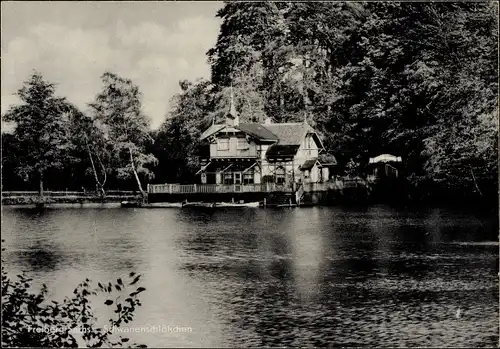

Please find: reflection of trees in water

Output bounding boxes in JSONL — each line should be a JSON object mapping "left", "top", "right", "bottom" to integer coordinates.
{"left": 5, "top": 207, "right": 141, "bottom": 277}
{"left": 175, "top": 207, "right": 497, "bottom": 346}
{"left": 227, "top": 260, "right": 299, "bottom": 347}
{"left": 19, "top": 247, "right": 63, "bottom": 272}
{"left": 178, "top": 208, "right": 217, "bottom": 224}
{"left": 197, "top": 215, "right": 301, "bottom": 347}
{"left": 5, "top": 208, "right": 64, "bottom": 272}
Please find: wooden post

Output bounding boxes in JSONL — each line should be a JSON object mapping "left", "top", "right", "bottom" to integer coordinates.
{"left": 274, "top": 162, "right": 276, "bottom": 184}
{"left": 264, "top": 197, "right": 266, "bottom": 207}
{"left": 194, "top": 184, "right": 197, "bottom": 193}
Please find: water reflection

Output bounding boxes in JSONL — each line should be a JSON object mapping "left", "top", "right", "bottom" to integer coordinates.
{"left": 1, "top": 205, "right": 498, "bottom": 347}
{"left": 288, "top": 212, "right": 323, "bottom": 302}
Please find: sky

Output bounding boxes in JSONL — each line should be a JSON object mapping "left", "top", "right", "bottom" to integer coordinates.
{"left": 1, "top": 1, "right": 223, "bottom": 130}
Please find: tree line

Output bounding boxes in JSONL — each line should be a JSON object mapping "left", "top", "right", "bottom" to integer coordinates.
{"left": 2, "top": 2, "right": 498, "bottom": 205}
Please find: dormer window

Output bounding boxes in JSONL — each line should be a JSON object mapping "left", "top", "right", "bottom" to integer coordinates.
{"left": 217, "top": 138, "right": 229, "bottom": 151}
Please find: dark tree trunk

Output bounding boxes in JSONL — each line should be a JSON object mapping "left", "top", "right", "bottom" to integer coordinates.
{"left": 39, "top": 172, "right": 44, "bottom": 198}
{"left": 37, "top": 172, "right": 45, "bottom": 208}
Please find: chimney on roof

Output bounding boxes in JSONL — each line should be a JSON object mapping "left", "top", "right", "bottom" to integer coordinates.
{"left": 264, "top": 117, "right": 273, "bottom": 125}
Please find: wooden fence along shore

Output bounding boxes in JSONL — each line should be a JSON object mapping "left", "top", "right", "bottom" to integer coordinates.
{"left": 2, "top": 178, "right": 369, "bottom": 206}
{"left": 2, "top": 190, "right": 136, "bottom": 197}
{"left": 146, "top": 178, "right": 370, "bottom": 207}
{"left": 147, "top": 178, "right": 367, "bottom": 195}
{"left": 1, "top": 190, "right": 138, "bottom": 205}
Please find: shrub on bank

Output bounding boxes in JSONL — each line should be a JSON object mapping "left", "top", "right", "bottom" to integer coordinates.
{"left": 1, "top": 242, "right": 147, "bottom": 347}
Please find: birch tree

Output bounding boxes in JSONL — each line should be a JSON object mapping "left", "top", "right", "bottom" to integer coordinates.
{"left": 67, "top": 107, "right": 110, "bottom": 196}
{"left": 89, "top": 72, "right": 157, "bottom": 198}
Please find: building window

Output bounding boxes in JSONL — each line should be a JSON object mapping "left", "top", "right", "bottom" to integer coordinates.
{"left": 217, "top": 138, "right": 229, "bottom": 151}
{"left": 243, "top": 172, "right": 254, "bottom": 184}
{"left": 237, "top": 138, "right": 248, "bottom": 150}
{"left": 276, "top": 167, "right": 286, "bottom": 184}
{"left": 223, "top": 173, "right": 233, "bottom": 184}
{"left": 307, "top": 136, "right": 313, "bottom": 156}
{"left": 304, "top": 170, "right": 310, "bottom": 178}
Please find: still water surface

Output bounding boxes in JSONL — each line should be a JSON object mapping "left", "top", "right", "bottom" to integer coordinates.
{"left": 2, "top": 204, "right": 498, "bottom": 347}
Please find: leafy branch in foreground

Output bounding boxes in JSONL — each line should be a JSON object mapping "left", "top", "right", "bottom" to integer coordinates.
{"left": 1, "top": 241, "right": 147, "bottom": 348}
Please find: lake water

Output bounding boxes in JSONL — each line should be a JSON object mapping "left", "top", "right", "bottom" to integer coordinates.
{"left": 1, "top": 204, "right": 498, "bottom": 347}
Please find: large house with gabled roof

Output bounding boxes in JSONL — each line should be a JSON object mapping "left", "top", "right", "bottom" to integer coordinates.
{"left": 196, "top": 103, "right": 336, "bottom": 188}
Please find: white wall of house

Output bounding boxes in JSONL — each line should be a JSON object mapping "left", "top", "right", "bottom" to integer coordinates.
{"left": 295, "top": 134, "right": 319, "bottom": 161}
{"left": 261, "top": 160, "right": 272, "bottom": 177}
{"left": 321, "top": 167, "right": 329, "bottom": 182}
{"left": 294, "top": 134, "right": 320, "bottom": 173}
{"left": 260, "top": 145, "right": 269, "bottom": 160}
{"left": 311, "top": 165, "right": 319, "bottom": 182}
{"left": 254, "top": 172, "right": 261, "bottom": 184}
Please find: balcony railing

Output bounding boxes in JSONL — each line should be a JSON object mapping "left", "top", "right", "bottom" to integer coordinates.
{"left": 148, "top": 183, "right": 294, "bottom": 195}
{"left": 301, "top": 178, "right": 367, "bottom": 192}
{"left": 148, "top": 178, "right": 368, "bottom": 195}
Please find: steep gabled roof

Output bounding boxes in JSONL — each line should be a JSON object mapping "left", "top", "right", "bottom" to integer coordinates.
{"left": 236, "top": 123, "right": 279, "bottom": 141}
{"left": 199, "top": 121, "right": 324, "bottom": 149}
{"left": 200, "top": 124, "right": 225, "bottom": 140}
{"left": 263, "top": 122, "right": 316, "bottom": 145}
{"left": 300, "top": 159, "right": 318, "bottom": 171}
{"left": 266, "top": 144, "right": 300, "bottom": 158}
{"left": 199, "top": 123, "right": 278, "bottom": 142}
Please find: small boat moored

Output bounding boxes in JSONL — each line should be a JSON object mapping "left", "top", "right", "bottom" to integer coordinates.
{"left": 215, "top": 202, "right": 260, "bottom": 208}
{"left": 121, "top": 201, "right": 143, "bottom": 208}
{"left": 182, "top": 202, "right": 216, "bottom": 208}
{"left": 146, "top": 202, "right": 183, "bottom": 208}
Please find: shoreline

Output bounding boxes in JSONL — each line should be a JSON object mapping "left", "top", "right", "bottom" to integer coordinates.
{"left": 2, "top": 202, "right": 123, "bottom": 209}
{"left": 1, "top": 195, "right": 138, "bottom": 206}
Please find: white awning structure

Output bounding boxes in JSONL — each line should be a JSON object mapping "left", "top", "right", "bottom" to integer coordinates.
{"left": 369, "top": 154, "right": 402, "bottom": 164}
{"left": 195, "top": 161, "right": 211, "bottom": 175}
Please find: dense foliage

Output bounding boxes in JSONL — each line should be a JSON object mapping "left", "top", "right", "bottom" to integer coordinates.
{"left": 2, "top": 72, "right": 157, "bottom": 195}
{"left": 2, "top": 73, "right": 74, "bottom": 196}
{"left": 2, "top": 2, "right": 498, "bottom": 204}
{"left": 89, "top": 72, "right": 158, "bottom": 197}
